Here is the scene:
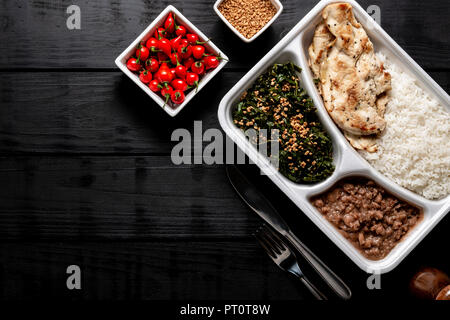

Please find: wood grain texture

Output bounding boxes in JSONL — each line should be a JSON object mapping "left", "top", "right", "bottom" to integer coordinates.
{"left": 0, "top": 71, "right": 448, "bottom": 155}
{"left": 0, "top": 71, "right": 242, "bottom": 154}
{"left": 0, "top": 219, "right": 448, "bottom": 300}
{"left": 0, "top": 157, "right": 261, "bottom": 240}
{"left": 0, "top": 241, "right": 308, "bottom": 300}
{"left": 0, "top": 0, "right": 448, "bottom": 70}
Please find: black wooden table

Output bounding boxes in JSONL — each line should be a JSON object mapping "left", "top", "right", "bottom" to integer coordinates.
{"left": 0, "top": 0, "right": 448, "bottom": 301}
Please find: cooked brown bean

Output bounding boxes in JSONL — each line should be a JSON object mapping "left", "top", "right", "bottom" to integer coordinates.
{"left": 311, "top": 178, "right": 423, "bottom": 260}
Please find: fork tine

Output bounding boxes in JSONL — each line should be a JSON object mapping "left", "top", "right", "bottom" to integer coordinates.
{"left": 255, "top": 227, "right": 329, "bottom": 300}
{"left": 259, "top": 232, "right": 282, "bottom": 256}
{"left": 260, "top": 225, "right": 286, "bottom": 253}
{"left": 254, "top": 230, "right": 277, "bottom": 259}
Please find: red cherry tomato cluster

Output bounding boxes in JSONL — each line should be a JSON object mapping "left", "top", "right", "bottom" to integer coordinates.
{"left": 126, "top": 12, "right": 224, "bottom": 106}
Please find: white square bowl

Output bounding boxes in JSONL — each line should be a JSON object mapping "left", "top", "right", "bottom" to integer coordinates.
{"left": 213, "top": 0, "right": 283, "bottom": 43}
{"left": 115, "top": 5, "right": 229, "bottom": 117}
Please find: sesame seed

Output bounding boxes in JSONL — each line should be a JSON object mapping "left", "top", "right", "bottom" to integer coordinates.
{"left": 218, "top": 0, "right": 278, "bottom": 39}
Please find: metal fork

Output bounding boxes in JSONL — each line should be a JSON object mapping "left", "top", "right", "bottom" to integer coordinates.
{"left": 255, "top": 225, "right": 328, "bottom": 300}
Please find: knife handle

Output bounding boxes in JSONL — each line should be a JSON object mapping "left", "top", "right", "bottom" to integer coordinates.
{"left": 285, "top": 231, "right": 352, "bottom": 300}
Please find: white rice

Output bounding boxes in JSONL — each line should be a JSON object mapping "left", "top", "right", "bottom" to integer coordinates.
{"left": 358, "top": 54, "right": 450, "bottom": 200}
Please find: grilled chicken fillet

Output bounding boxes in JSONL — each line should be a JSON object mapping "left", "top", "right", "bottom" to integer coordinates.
{"left": 309, "top": 3, "right": 391, "bottom": 152}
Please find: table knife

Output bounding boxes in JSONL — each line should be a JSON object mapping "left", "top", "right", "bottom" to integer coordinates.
{"left": 226, "top": 165, "right": 352, "bottom": 300}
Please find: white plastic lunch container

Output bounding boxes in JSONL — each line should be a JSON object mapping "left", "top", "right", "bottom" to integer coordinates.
{"left": 213, "top": 0, "right": 283, "bottom": 43}
{"left": 218, "top": 0, "right": 450, "bottom": 273}
{"left": 115, "top": 5, "right": 228, "bottom": 117}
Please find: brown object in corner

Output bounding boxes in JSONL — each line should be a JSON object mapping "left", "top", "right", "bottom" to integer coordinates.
{"left": 436, "top": 285, "right": 450, "bottom": 300}
{"left": 409, "top": 267, "right": 450, "bottom": 299}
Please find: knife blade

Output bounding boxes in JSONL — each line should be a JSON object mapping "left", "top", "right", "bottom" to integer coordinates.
{"left": 226, "top": 165, "right": 352, "bottom": 300}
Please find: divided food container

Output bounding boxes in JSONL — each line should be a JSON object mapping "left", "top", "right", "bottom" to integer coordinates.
{"left": 115, "top": 5, "right": 228, "bottom": 117}
{"left": 218, "top": 0, "right": 450, "bottom": 273}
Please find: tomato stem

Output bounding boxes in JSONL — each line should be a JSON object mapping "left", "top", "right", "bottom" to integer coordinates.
{"left": 160, "top": 19, "right": 173, "bottom": 39}
{"left": 163, "top": 94, "right": 170, "bottom": 109}
{"left": 196, "top": 38, "right": 211, "bottom": 45}
{"left": 136, "top": 51, "right": 141, "bottom": 64}
{"left": 173, "top": 13, "right": 178, "bottom": 28}
{"left": 216, "top": 55, "right": 228, "bottom": 61}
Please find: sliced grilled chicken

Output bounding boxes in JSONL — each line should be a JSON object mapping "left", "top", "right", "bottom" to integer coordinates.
{"left": 309, "top": 3, "right": 391, "bottom": 152}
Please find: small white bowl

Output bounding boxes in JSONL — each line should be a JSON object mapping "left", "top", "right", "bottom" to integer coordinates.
{"left": 213, "top": 0, "right": 283, "bottom": 43}
{"left": 115, "top": 5, "right": 228, "bottom": 117}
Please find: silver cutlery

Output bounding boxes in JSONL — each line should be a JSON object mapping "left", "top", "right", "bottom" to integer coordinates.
{"left": 255, "top": 225, "right": 327, "bottom": 300}
{"left": 226, "top": 165, "right": 352, "bottom": 300}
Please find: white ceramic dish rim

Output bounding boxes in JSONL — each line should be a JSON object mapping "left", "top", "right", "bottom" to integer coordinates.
{"left": 213, "top": 0, "right": 283, "bottom": 43}
{"left": 115, "top": 5, "right": 228, "bottom": 117}
{"left": 218, "top": 0, "right": 450, "bottom": 273}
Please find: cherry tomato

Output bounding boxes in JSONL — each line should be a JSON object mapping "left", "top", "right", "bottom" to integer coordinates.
{"left": 185, "top": 33, "right": 209, "bottom": 45}
{"left": 161, "top": 85, "right": 173, "bottom": 98}
{"left": 154, "top": 27, "right": 166, "bottom": 39}
{"left": 170, "top": 35, "right": 183, "bottom": 51}
{"left": 126, "top": 57, "right": 141, "bottom": 72}
{"left": 183, "top": 57, "right": 195, "bottom": 70}
{"left": 191, "top": 61, "right": 204, "bottom": 75}
{"left": 203, "top": 55, "right": 220, "bottom": 70}
{"left": 164, "top": 12, "right": 175, "bottom": 34}
{"left": 157, "top": 65, "right": 174, "bottom": 83}
{"left": 154, "top": 63, "right": 167, "bottom": 81}
{"left": 170, "top": 68, "right": 177, "bottom": 78}
{"left": 177, "top": 42, "right": 192, "bottom": 60}
{"left": 136, "top": 44, "right": 150, "bottom": 61}
{"left": 170, "top": 52, "right": 180, "bottom": 66}
{"left": 160, "top": 85, "right": 174, "bottom": 107}
{"left": 145, "top": 37, "right": 159, "bottom": 51}
{"left": 192, "top": 45, "right": 206, "bottom": 60}
{"left": 176, "top": 38, "right": 188, "bottom": 55}
{"left": 185, "top": 72, "right": 199, "bottom": 86}
{"left": 186, "top": 33, "right": 199, "bottom": 44}
{"left": 157, "top": 52, "right": 169, "bottom": 63}
{"left": 139, "top": 70, "right": 152, "bottom": 84}
{"left": 171, "top": 78, "right": 188, "bottom": 92}
{"left": 175, "top": 65, "right": 187, "bottom": 79}
{"left": 159, "top": 62, "right": 169, "bottom": 69}
{"left": 185, "top": 72, "right": 199, "bottom": 92}
{"left": 145, "top": 58, "right": 159, "bottom": 73}
{"left": 149, "top": 79, "right": 161, "bottom": 92}
{"left": 158, "top": 38, "right": 172, "bottom": 57}
{"left": 171, "top": 90, "right": 185, "bottom": 104}
{"left": 175, "top": 25, "right": 187, "bottom": 37}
